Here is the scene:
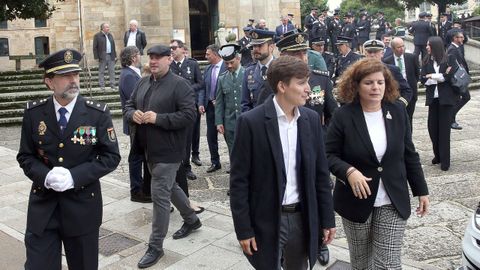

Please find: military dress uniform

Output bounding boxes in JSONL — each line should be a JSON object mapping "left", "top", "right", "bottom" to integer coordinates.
{"left": 328, "top": 17, "right": 343, "bottom": 55}
{"left": 334, "top": 36, "right": 362, "bottom": 81}
{"left": 17, "top": 49, "right": 121, "bottom": 270}
{"left": 215, "top": 45, "right": 245, "bottom": 153}
{"left": 239, "top": 27, "right": 254, "bottom": 67}
{"left": 240, "top": 29, "right": 276, "bottom": 112}
{"left": 305, "top": 69, "right": 338, "bottom": 129}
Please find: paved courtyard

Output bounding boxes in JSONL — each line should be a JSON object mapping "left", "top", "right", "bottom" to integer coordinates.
{"left": 0, "top": 91, "right": 478, "bottom": 269}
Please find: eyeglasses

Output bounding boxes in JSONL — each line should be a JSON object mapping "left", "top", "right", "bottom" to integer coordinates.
{"left": 170, "top": 46, "right": 178, "bottom": 50}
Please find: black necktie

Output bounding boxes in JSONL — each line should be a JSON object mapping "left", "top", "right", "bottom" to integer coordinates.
{"left": 176, "top": 61, "right": 181, "bottom": 69}
{"left": 261, "top": 66, "right": 267, "bottom": 77}
{"left": 58, "top": 107, "right": 67, "bottom": 134}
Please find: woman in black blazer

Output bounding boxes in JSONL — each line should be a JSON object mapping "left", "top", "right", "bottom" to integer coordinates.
{"left": 326, "top": 58, "right": 429, "bottom": 269}
{"left": 421, "top": 36, "right": 459, "bottom": 171}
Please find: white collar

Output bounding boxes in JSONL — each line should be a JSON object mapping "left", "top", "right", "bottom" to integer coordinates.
{"left": 128, "top": 65, "right": 141, "bottom": 76}
{"left": 53, "top": 94, "right": 78, "bottom": 115}
{"left": 273, "top": 96, "right": 300, "bottom": 122}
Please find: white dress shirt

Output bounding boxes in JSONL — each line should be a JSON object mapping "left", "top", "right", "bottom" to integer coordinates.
{"left": 127, "top": 30, "right": 137, "bottom": 47}
{"left": 273, "top": 96, "right": 301, "bottom": 205}
{"left": 363, "top": 109, "right": 392, "bottom": 207}
{"left": 128, "top": 65, "right": 141, "bottom": 77}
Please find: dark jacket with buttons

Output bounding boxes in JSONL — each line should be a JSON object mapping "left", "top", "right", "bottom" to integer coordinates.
{"left": 17, "top": 95, "right": 121, "bottom": 237}
{"left": 326, "top": 102, "right": 428, "bottom": 223}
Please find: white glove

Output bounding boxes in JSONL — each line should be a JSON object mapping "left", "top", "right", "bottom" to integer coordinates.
{"left": 44, "top": 167, "right": 74, "bottom": 192}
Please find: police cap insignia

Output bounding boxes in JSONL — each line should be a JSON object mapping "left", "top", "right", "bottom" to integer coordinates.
{"left": 251, "top": 32, "right": 259, "bottom": 39}
{"left": 64, "top": 50, "right": 73, "bottom": 63}
{"left": 295, "top": 35, "right": 305, "bottom": 44}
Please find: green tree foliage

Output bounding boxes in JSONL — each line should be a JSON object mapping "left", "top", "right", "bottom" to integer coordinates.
{"left": 355, "top": 0, "right": 467, "bottom": 15}
{"left": 300, "top": 0, "right": 328, "bottom": 26}
{"left": 0, "top": 0, "right": 64, "bottom": 21}
{"left": 473, "top": 6, "right": 480, "bottom": 16}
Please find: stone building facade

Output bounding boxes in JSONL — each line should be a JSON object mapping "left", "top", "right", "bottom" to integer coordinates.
{"left": 0, "top": 0, "right": 300, "bottom": 72}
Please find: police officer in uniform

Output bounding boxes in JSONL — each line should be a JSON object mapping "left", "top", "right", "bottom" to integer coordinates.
{"left": 334, "top": 36, "right": 362, "bottom": 83}
{"left": 215, "top": 44, "right": 244, "bottom": 156}
{"left": 328, "top": 10, "right": 343, "bottom": 55}
{"left": 239, "top": 26, "right": 254, "bottom": 67}
{"left": 311, "top": 37, "right": 336, "bottom": 78}
{"left": 341, "top": 13, "right": 357, "bottom": 51}
{"left": 169, "top": 39, "right": 203, "bottom": 181}
{"left": 17, "top": 49, "right": 121, "bottom": 270}
{"left": 376, "top": 11, "right": 387, "bottom": 40}
{"left": 241, "top": 29, "right": 276, "bottom": 112}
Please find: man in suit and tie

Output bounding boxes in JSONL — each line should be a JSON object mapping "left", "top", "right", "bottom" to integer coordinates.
{"left": 448, "top": 31, "right": 470, "bottom": 130}
{"left": 383, "top": 37, "right": 420, "bottom": 127}
{"left": 230, "top": 55, "right": 336, "bottom": 269}
{"left": 381, "top": 34, "right": 393, "bottom": 60}
{"left": 408, "top": 12, "right": 432, "bottom": 62}
{"left": 275, "top": 16, "right": 295, "bottom": 39}
{"left": 123, "top": 19, "right": 147, "bottom": 56}
{"left": 93, "top": 22, "right": 117, "bottom": 90}
{"left": 304, "top": 7, "right": 318, "bottom": 39}
{"left": 17, "top": 49, "right": 121, "bottom": 270}
{"left": 198, "top": 44, "right": 226, "bottom": 173}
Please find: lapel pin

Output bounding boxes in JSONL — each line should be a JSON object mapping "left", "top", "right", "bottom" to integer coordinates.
{"left": 386, "top": 111, "right": 392, "bottom": 120}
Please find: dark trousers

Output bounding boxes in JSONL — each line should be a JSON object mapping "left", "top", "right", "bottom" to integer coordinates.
{"left": 176, "top": 161, "right": 189, "bottom": 197}
{"left": 452, "top": 89, "right": 471, "bottom": 122}
{"left": 278, "top": 211, "right": 308, "bottom": 269}
{"left": 182, "top": 122, "right": 194, "bottom": 172}
{"left": 406, "top": 94, "right": 418, "bottom": 131}
{"left": 192, "top": 104, "right": 201, "bottom": 157}
{"left": 413, "top": 45, "right": 427, "bottom": 63}
{"left": 128, "top": 150, "right": 151, "bottom": 195}
{"left": 25, "top": 208, "right": 99, "bottom": 270}
{"left": 206, "top": 101, "right": 220, "bottom": 166}
{"left": 428, "top": 100, "right": 454, "bottom": 169}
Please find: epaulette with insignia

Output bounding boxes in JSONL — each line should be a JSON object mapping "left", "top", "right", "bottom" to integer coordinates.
{"left": 312, "top": 69, "right": 330, "bottom": 77}
{"left": 85, "top": 100, "right": 108, "bottom": 112}
{"left": 26, "top": 98, "right": 48, "bottom": 110}
{"left": 324, "top": 51, "right": 334, "bottom": 56}
{"left": 220, "top": 69, "right": 229, "bottom": 76}
{"left": 188, "top": 57, "right": 198, "bottom": 62}
{"left": 245, "top": 61, "right": 257, "bottom": 69}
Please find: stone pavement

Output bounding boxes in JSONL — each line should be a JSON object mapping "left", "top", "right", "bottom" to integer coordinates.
{"left": 0, "top": 91, "right": 479, "bottom": 269}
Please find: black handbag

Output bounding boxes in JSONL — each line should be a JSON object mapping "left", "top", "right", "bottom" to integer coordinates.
{"left": 450, "top": 60, "right": 471, "bottom": 94}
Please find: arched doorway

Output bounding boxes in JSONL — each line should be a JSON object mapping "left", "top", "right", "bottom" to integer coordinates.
{"left": 189, "top": 0, "right": 218, "bottom": 59}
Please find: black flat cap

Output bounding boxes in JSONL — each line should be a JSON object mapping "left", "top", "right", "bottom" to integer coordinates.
{"left": 219, "top": 44, "right": 241, "bottom": 61}
{"left": 419, "top": 12, "right": 427, "bottom": 18}
{"left": 363, "top": 39, "right": 385, "bottom": 51}
{"left": 38, "top": 49, "right": 82, "bottom": 75}
{"left": 276, "top": 30, "right": 308, "bottom": 52}
{"left": 147, "top": 45, "right": 171, "bottom": 56}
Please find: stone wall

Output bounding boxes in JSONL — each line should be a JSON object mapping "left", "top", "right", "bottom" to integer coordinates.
{"left": 0, "top": 0, "right": 300, "bottom": 72}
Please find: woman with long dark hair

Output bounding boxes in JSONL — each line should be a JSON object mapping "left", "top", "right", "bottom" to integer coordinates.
{"left": 421, "top": 36, "right": 459, "bottom": 171}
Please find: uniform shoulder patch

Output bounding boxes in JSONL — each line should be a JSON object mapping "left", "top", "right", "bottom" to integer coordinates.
{"left": 219, "top": 69, "right": 229, "bottom": 76}
{"left": 312, "top": 69, "right": 330, "bottom": 77}
{"left": 85, "top": 99, "right": 108, "bottom": 112}
{"left": 26, "top": 98, "right": 48, "bottom": 110}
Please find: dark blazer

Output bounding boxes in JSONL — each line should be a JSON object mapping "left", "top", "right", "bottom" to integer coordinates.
{"left": 326, "top": 102, "right": 428, "bottom": 223}
{"left": 383, "top": 53, "right": 420, "bottom": 99}
{"left": 447, "top": 43, "right": 469, "bottom": 74}
{"left": 119, "top": 66, "right": 141, "bottom": 135}
{"left": 439, "top": 21, "right": 452, "bottom": 42}
{"left": 123, "top": 29, "right": 147, "bottom": 55}
{"left": 93, "top": 31, "right": 117, "bottom": 60}
{"left": 230, "top": 97, "right": 335, "bottom": 269}
{"left": 385, "top": 64, "right": 413, "bottom": 104}
{"left": 383, "top": 47, "right": 393, "bottom": 60}
{"left": 170, "top": 58, "right": 204, "bottom": 100}
{"left": 275, "top": 23, "right": 295, "bottom": 37}
{"left": 408, "top": 20, "right": 432, "bottom": 45}
{"left": 198, "top": 62, "right": 227, "bottom": 108}
{"left": 420, "top": 58, "right": 460, "bottom": 106}
{"left": 17, "top": 96, "right": 121, "bottom": 237}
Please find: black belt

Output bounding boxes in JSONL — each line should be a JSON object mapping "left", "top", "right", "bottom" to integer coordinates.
{"left": 281, "top": 203, "right": 301, "bottom": 213}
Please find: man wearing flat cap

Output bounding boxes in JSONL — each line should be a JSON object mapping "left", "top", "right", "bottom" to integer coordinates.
{"left": 311, "top": 37, "right": 336, "bottom": 78}
{"left": 241, "top": 29, "right": 276, "bottom": 112}
{"left": 439, "top": 13, "right": 452, "bottom": 46}
{"left": 363, "top": 39, "right": 412, "bottom": 106}
{"left": 17, "top": 49, "right": 121, "bottom": 269}
{"left": 123, "top": 44, "right": 201, "bottom": 268}
{"left": 215, "top": 44, "right": 244, "bottom": 160}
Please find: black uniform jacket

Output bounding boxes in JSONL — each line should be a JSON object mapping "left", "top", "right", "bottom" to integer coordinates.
{"left": 421, "top": 58, "right": 459, "bottom": 106}
{"left": 17, "top": 95, "right": 121, "bottom": 237}
{"left": 230, "top": 97, "right": 335, "bottom": 269}
{"left": 326, "top": 102, "right": 428, "bottom": 223}
{"left": 123, "top": 71, "right": 197, "bottom": 163}
{"left": 170, "top": 58, "right": 204, "bottom": 98}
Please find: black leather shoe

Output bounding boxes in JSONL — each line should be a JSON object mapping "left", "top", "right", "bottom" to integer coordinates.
{"left": 206, "top": 164, "right": 221, "bottom": 173}
{"left": 317, "top": 244, "right": 330, "bottom": 266}
{"left": 138, "top": 245, "right": 164, "bottom": 268}
{"left": 194, "top": 206, "right": 205, "bottom": 214}
{"left": 186, "top": 170, "right": 197, "bottom": 180}
{"left": 451, "top": 122, "right": 463, "bottom": 130}
{"left": 191, "top": 156, "right": 202, "bottom": 166}
{"left": 431, "top": 157, "right": 440, "bottom": 165}
{"left": 441, "top": 165, "right": 450, "bottom": 171}
{"left": 172, "top": 219, "right": 202, "bottom": 239}
{"left": 131, "top": 192, "right": 152, "bottom": 203}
